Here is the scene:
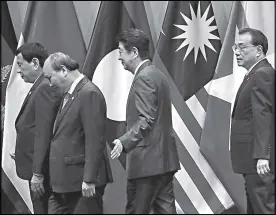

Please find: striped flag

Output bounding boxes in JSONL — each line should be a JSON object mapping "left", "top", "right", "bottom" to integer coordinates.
{"left": 201, "top": 1, "right": 275, "bottom": 213}
{"left": 154, "top": 1, "right": 234, "bottom": 213}
{"left": 2, "top": 1, "right": 86, "bottom": 213}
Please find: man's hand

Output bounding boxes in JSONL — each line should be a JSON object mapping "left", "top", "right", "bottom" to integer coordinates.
{"left": 256, "top": 159, "right": 270, "bottom": 176}
{"left": 111, "top": 139, "right": 123, "bottom": 159}
{"left": 31, "top": 174, "right": 45, "bottom": 199}
{"left": 10, "top": 152, "right": 15, "bottom": 161}
{"left": 82, "top": 182, "right": 96, "bottom": 197}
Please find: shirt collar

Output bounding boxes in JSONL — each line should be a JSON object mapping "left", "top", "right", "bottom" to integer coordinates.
{"left": 67, "top": 73, "right": 84, "bottom": 94}
{"left": 134, "top": 59, "right": 150, "bottom": 75}
{"left": 245, "top": 57, "right": 266, "bottom": 76}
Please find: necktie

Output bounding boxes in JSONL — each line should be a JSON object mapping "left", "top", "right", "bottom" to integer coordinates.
{"left": 62, "top": 93, "right": 71, "bottom": 109}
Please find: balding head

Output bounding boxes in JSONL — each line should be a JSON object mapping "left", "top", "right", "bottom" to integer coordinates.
{"left": 43, "top": 52, "right": 80, "bottom": 91}
{"left": 48, "top": 52, "right": 79, "bottom": 72}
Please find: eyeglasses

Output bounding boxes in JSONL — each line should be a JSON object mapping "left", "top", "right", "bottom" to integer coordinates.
{"left": 232, "top": 44, "right": 257, "bottom": 52}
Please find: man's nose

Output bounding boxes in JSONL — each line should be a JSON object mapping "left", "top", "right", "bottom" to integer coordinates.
{"left": 234, "top": 49, "right": 241, "bottom": 55}
{"left": 17, "top": 68, "right": 21, "bottom": 74}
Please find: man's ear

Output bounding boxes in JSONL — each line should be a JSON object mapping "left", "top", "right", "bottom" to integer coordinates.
{"left": 132, "top": 47, "right": 139, "bottom": 58}
{"left": 256, "top": 45, "right": 263, "bottom": 57}
{"left": 61, "top": 65, "right": 68, "bottom": 77}
{"left": 32, "top": 58, "right": 40, "bottom": 70}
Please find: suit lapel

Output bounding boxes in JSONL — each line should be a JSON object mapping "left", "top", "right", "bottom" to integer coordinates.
{"left": 15, "top": 74, "right": 45, "bottom": 124}
{"left": 126, "top": 61, "right": 152, "bottom": 108}
{"left": 232, "top": 59, "right": 269, "bottom": 117}
{"left": 53, "top": 77, "right": 88, "bottom": 134}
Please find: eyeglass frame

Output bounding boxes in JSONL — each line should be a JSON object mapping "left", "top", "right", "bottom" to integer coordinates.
{"left": 232, "top": 44, "right": 258, "bottom": 52}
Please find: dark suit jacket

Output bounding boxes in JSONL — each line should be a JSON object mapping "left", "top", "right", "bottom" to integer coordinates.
{"left": 231, "top": 58, "right": 275, "bottom": 174}
{"left": 15, "top": 74, "right": 61, "bottom": 180}
{"left": 119, "top": 61, "right": 181, "bottom": 180}
{"left": 49, "top": 76, "right": 113, "bottom": 193}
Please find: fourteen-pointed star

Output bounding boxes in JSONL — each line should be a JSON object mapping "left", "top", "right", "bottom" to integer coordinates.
{"left": 173, "top": 2, "right": 220, "bottom": 63}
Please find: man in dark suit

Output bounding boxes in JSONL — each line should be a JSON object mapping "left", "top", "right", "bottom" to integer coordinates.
{"left": 111, "top": 28, "right": 181, "bottom": 214}
{"left": 230, "top": 28, "right": 275, "bottom": 214}
{"left": 13, "top": 42, "right": 61, "bottom": 213}
{"left": 43, "top": 52, "right": 113, "bottom": 214}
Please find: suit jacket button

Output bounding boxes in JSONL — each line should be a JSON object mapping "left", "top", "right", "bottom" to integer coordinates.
{"left": 52, "top": 138, "right": 55, "bottom": 141}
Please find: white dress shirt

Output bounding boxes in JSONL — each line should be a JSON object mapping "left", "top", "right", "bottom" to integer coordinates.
{"left": 134, "top": 59, "right": 150, "bottom": 75}
{"left": 62, "top": 73, "right": 84, "bottom": 108}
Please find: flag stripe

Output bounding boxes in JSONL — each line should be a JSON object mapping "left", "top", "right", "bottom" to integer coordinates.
{"left": 175, "top": 200, "right": 185, "bottom": 214}
{"left": 173, "top": 130, "right": 225, "bottom": 213}
{"left": 175, "top": 163, "right": 213, "bottom": 213}
{"left": 173, "top": 177, "right": 199, "bottom": 214}
{"left": 172, "top": 104, "right": 233, "bottom": 209}
{"left": 195, "top": 87, "right": 209, "bottom": 111}
{"left": 153, "top": 54, "right": 202, "bottom": 144}
{"left": 185, "top": 95, "right": 206, "bottom": 128}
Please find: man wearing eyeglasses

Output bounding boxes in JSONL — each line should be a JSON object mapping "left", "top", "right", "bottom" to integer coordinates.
{"left": 230, "top": 28, "right": 275, "bottom": 214}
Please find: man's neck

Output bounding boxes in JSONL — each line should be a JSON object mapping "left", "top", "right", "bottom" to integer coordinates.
{"left": 64, "top": 70, "right": 83, "bottom": 94}
{"left": 32, "top": 70, "right": 43, "bottom": 83}
{"left": 130, "top": 60, "right": 141, "bottom": 75}
{"left": 247, "top": 56, "right": 265, "bottom": 72}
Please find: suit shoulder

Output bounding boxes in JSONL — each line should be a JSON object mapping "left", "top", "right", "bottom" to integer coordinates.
{"left": 254, "top": 64, "right": 275, "bottom": 79}
{"left": 81, "top": 80, "right": 105, "bottom": 100}
{"left": 37, "top": 78, "right": 62, "bottom": 100}
{"left": 36, "top": 78, "right": 52, "bottom": 93}
{"left": 139, "top": 65, "right": 168, "bottom": 86}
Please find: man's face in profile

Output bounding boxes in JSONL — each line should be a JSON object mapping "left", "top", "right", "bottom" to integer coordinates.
{"left": 16, "top": 53, "right": 37, "bottom": 83}
{"left": 118, "top": 42, "right": 134, "bottom": 72}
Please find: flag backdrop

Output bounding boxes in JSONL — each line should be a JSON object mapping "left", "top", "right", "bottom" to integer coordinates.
{"left": 1, "top": 1, "right": 275, "bottom": 214}
{"left": 2, "top": 1, "right": 86, "bottom": 213}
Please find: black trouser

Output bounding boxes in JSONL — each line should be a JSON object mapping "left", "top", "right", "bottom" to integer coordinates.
{"left": 48, "top": 185, "right": 106, "bottom": 214}
{"left": 126, "top": 172, "right": 177, "bottom": 214}
{"left": 28, "top": 174, "right": 51, "bottom": 214}
{"left": 243, "top": 173, "right": 275, "bottom": 214}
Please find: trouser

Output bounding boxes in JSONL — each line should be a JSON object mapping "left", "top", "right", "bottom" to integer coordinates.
{"left": 28, "top": 174, "right": 51, "bottom": 214}
{"left": 243, "top": 173, "right": 275, "bottom": 214}
{"left": 126, "top": 172, "right": 177, "bottom": 214}
{"left": 48, "top": 185, "right": 106, "bottom": 214}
